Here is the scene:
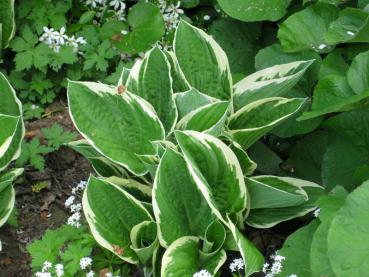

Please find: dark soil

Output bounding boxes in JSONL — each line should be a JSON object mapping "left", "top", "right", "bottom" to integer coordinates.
{"left": 0, "top": 102, "right": 93, "bottom": 277}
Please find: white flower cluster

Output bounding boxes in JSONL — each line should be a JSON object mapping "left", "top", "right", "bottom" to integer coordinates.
{"left": 263, "top": 253, "right": 288, "bottom": 277}
{"left": 65, "top": 180, "right": 87, "bottom": 228}
{"left": 229, "top": 257, "right": 244, "bottom": 272}
{"left": 81, "top": 0, "right": 126, "bottom": 21}
{"left": 39, "top": 27, "right": 87, "bottom": 53}
{"left": 35, "top": 261, "right": 64, "bottom": 277}
{"left": 193, "top": 269, "right": 212, "bottom": 277}
{"left": 80, "top": 257, "right": 93, "bottom": 270}
{"left": 158, "top": 0, "right": 184, "bottom": 31}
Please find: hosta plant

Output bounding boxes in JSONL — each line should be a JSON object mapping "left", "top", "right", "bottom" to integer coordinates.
{"left": 67, "top": 21, "right": 325, "bottom": 276}
{"left": 0, "top": 72, "right": 24, "bottom": 238}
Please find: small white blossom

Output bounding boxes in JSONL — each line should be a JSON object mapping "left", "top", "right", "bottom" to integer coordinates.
{"left": 229, "top": 258, "right": 244, "bottom": 272}
{"left": 53, "top": 27, "right": 67, "bottom": 45}
{"left": 55, "top": 264, "right": 64, "bottom": 277}
{"left": 193, "top": 269, "right": 211, "bottom": 277}
{"left": 121, "top": 30, "right": 128, "bottom": 35}
{"left": 203, "top": 15, "right": 210, "bottom": 21}
{"left": 67, "top": 212, "right": 81, "bottom": 228}
{"left": 263, "top": 253, "right": 286, "bottom": 277}
{"left": 86, "top": 270, "right": 95, "bottom": 277}
{"left": 84, "top": 0, "right": 104, "bottom": 8}
{"left": 31, "top": 104, "right": 39, "bottom": 110}
{"left": 35, "top": 273, "right": 52, "bottom": 277}
{"left": 70, "top": 203, "right": 82, "bottom": 213}
{"left": 65, "top": 196, "right": 75, "bottom": 208}
{"left": 42, "top": 261, "right": 53, "bottom": 272}
{"left": 80, "top": 257, "right": 93, "bottom": 270}
{"left": 313, "top": 208, "right": 320, "bottom": 218}
{"left": 318, "top": 44, "right": 327, "bottom": 50}
{"left": 104, "top": 273, "right": 113, "bottom": 277}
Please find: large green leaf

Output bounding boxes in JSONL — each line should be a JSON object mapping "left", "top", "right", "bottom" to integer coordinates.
{"left": 176, "top": 101, "right": 230, "bottom": 136}
{"left": 227, "top": 218, "right": 264, "bottom": 276}
{"left": 327, "top": 181, "right": 369, "bottom": 276}
{"left": 325, "top": 8, "right": 369, "bottom": 44}
{"left": 278, "top": 3, "right": 339, "bottom": 53}
{"left": 174, "top": 20, "right": 232, "bottom": 100}
{"left": 227, "top": 97, "right": 306, "bottom": 149}
{"left": 0, "top": 184, "right": 15, "bottom": 227}
{"left": 347, "top": 50, "right": 369, "bottom": 94}
{"left": 246, "top": 177, "right": 324, "bottom": 228}
{"left": 246, "top": 176, "right": 308, "bottom": 209}
{"left": 153, "top": 148, "right": 214, "bottom": 247}
{"left": 112, "top": 2, "right": 165, "bottom": 54}
{"left": 0, "top": 0, "right": 15, "bottom": 48}
{"left": 0, "top": 73, "right": 24, "bottom": 171}
{"left": 175, "top": 130, "right": 247, "bottom": 223}
{"left": 127, "top": 47, "right": 177, "bottom": 133}
{"left": 278, "top": 219, "right": 320, "bottom": 277}
{"left": 233, "top": 60, "right": 313, "bottom": 109}
{"left": 174, "top": 88, "right": 216, "bottom": 119}
{"left": 82, "top": 176, "right": 152, "bottom": 264}
{"left": 161, "top": 236, "right": 226, "bottom": 277}
{"left": 255, "top": 43, "right": 322, "bottom": 93}
{"left": 217, "top": 0, "right": 290, "bottom": 22}
{"left": 300, "top": 75, "right": 369, "bottom": 120}
{"left": 208, "top": 18, "right": 261, "bottom": 75}
{"left": 68, "top": 140, "right": 127, "bottom": 178}
{"left": 284, "top": 131, "right": 328, "bottom": 184}
{"left": 164, "top": 51, "right": 190, "bottom": 93}
{"left": 130, "top": 221, "right": 158, "bottom": 265}
{"left": 67, "top": 81, "right": 165, "bottom": 176}
{"left": 310, "top": 187, "right": 348, "bottom": 277}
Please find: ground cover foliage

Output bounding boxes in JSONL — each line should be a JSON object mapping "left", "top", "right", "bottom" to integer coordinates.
{"left": 1, "top": 0, "right": 369, "bottom": 276}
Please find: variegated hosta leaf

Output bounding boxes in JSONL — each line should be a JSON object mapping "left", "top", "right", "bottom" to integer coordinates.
{"left": 105, "top": 176, "right": 152, "bottom": 203}
{"left": 233, "top": 60, "right": 313, "bottom": 110}
{"left": 0, "top": 73, "right": 24, "bottom": 171}
{"left": 0, "top": 0, "right": 15, "bottom": 48}
{"left": 201, "top": 220, "right": 226, "bottom": 257}
{"left": 174, "top": 20, "right": 232, "bottom": 100}
{"left": 227, "top": 97, "right": 306, "bottom": 149}
{"left": 153, "top": 148, "right": 214, "bottom": 247}
{"left": 165, "top": 50, "right": 190, "bottom": 93}
{"left": 0, "top": 168, "right": 23, "bottom": 193}
{"left": 227, "top": 217, "right": 264, "bottom": 276}
{"left": 229, "top": 142, "right": 257, "bottom": 176}
{"left": 246, "top": 176, "right": 324, "bottom": 228}
{"left": 175, "top": 130, "right": 247, "bottom": 224}
{"left": 0, "top": 182, "right": 15, "bottom": 228}
{"left": 174, "top": 88, "right": 217, "bottom": 119}
{"left": 68, "top": 140, "right": 127, "bottom": 178}
{"left": 117, "top": 67, "right": 131, "bottom": 87}
{"left": 130, "top": 221, "right": 159, "bottom": 265}
{"left": 176, "top": 101, "right": 230, "bottom": 137}
{"left": 127, "top": 46, "right": 177, "bottom": 133}
{"left": 161, "top": 236, "right": 226, "bottom": 277}
{"left": 246, "top": 176, "right": 308, "bottom": 209}
{"left": 67, "top": 81, "right": 165, "bottom": 176}
{"left": 82, "top": 176, "right": 153, "bottom": 264}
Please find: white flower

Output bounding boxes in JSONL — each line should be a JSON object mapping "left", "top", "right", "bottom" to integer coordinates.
{"left": 263, "top": 252, "right": 286, "bottom": 277}
{"left": 193, "top": 269, "right": 211, "bottom": 277}
{"left": 229, "top": 258, "right": 244, "bottom": 272}
{"left": 272, "top": 254, "right": 285, "bottom": 262}
{"left": 110, "top": 0, "right": 125, "bottom": 11}
{"left": 35, "top": 273, "right": 52, "bottom": 277}
{"left": 76, "top": 37, "right": 87, "bottom": 45}
{"left": 55, "top": 264, "right": 64, "bottom": 277}
{"left": 105, "top": 273, "right": 113, "bottom": 277}
{"left": 31, "top": 104, "right": 39, "bottom": 110}
{"left": 86, "top": 270, "right": 95, "bottom": 277}
{"left": 313, "top": 208, "right": 320, "bottom": 218}
{"left": 318, "top": 44, "right": 327, "bottom": 50}
{"left": 67, "top": 212, "right": 81, "bottom": 228}
{"left": 65, "top": 196, "right": 75, "bottom": 208}
{"left": 77, "top": 180, "right": 88, "bottom": 190}
{"left": 80, "top": 257, "right": 93, "bottom": 270}
{"left": 40, "top": 27, "right": 55, "bottom": 44}
{"left": 84, "top": 0, "right": 104, "bottom": 8}
{"left": 42, "top": 261, "right": 52, "bottom": 272}
{"left": 262, "top": 262, "right": 269, "bottom": 273}
{"left": 53, "top": 27, "right": 67, "bottom": 45}
{"left": 70, "top": 203, "right": 82, "bottom": 213}
{"left": 121, "top": 30, "right": 128, "bottom": 35}
{"left": 203, "top": 15, "right": 210, "bottom": 21}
